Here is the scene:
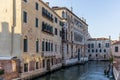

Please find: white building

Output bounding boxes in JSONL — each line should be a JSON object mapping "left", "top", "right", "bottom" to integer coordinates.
{"left": 87, "top": 38, "right": 111, "bottom": 60}
{"left": 112, "top": 41, "right": 120, "bottom": 58}
{"left": 52, "top": 7, "right": 90, "bottom": 66}
{"left": 112, "top": 41, "right": 120, "bottom": 80}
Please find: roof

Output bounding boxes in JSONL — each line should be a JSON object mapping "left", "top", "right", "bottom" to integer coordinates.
{"left": 0, "top": 56, "right": 17, "bottom": 60}
{"left": 87, "top": 38, "right": 109, "bottom": 41}
{"left": 113, "top": 41, "right": 120, "bottom": 45}
{"left": 52, "top": 6, "right": 88, "bottom": 26}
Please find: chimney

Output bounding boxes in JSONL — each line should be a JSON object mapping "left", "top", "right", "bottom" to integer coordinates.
{"left": 71, "top": 7, "right": 73, "bottom": 12}
{"left": 109, "top": 36, "right": 111, "bottom": 40}
{"left": 46, "top": 2, "right": 49, "bottom": 6}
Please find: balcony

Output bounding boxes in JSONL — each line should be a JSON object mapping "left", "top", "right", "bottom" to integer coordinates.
{"left": 41, "top": 51, "right": 56, "bottom": 57}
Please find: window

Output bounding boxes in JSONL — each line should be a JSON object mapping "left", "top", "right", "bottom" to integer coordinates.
{"left": 42, "top": 60, "right": 45, "bottom": 68}
{"left": 36, "top": 39, "right": 39, "bottom": 52}
{"left": 59, "top": 21, "right": 63, "bottom": 26}
{"left": 55, "top": 17, "right": 57, "bottom": 23}
{"left": 46, "top": 42, "right": 48, "bottom": 51}
{"left": 50, "top": 26, "right": 53, "bottom": 33}
{"left": 88, "top": 49, "right": 90, "bottom": 53}
{"left": 42, "top": 22, "right": 53, "bottom": 34}
{"left": 55, "top": 28, "right": 57, "bottom": 35}
{"left": 23, "top": 37, "right": 28, "bottom": 52}
{"left": 42, "top": 7, "right": 53, "bottom": 21}
{"left": 99, "top": 49, "right": 102, "bottom": 53}
{"left": 24, "top": 63, "right": 28, "bottom": 72}
{"left": 89, "top": 54, "right": 91, "bottom": 57}
{"left": 35, "top": 18, "right": 39, "bottom": 27}
{"left": 36, "top": 62, "right": 39, "bottom": 69}
{"left": 88, "top": 44, "right": 90, "bottom": 48}
{"left": 62, "top": 11, "right": 65, "bottom": 18}
{"left": 115, "top": 46, "right": 119, "bottom": 52}
{"left": 42, "top": 41, "right": 44, "bottom": 51}
{"left": 104, "top": 49, "right": 106, "bottom": 53}
{"left": 92, "top": 49, "right": 94, "bottom": 53}
{"left": 42, "top": 7, "right": 45, "bottom": 15}
{"left": 35, "top": 2, "right": 39, "bottom": 10}
{"left": 96, "top": 54, "right": 98, "bottom": 57}
{"left": 96, "top": 49, "right": 98, "bottom": 53}
{"left": 23, "top": 11, "right": 27, "bottom": 23}
{"left": 106, "top": 43, "right": 109, "bottom": 48}
{"left": 23, "top": 0, "right": 27, "bottom": 2}
{"left": 55, "top": 44, "right": 57, "bottom": 52}
{"left": 51, "top": 43, "right": 53, "bottom": 51}
{"left": 60, "top": 31, "right": 62, "bottom": 37}
{"left": 91, "top": 44, "right": 94, "bottom": 48}
{"left": 67, "top": 44, "right": 68, "bottom": 54}
{"left": 98, "top": 43, "right": 101, "bottom": 48}
{"left": 48, "top": 42, "right": 50, "bottom": 51}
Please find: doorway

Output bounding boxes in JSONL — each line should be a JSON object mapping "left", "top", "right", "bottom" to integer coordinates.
{"left": 46, "top": 59, "right": 51, "bottom": 71}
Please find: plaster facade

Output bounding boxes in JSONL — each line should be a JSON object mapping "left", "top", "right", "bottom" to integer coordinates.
{"left": 52, "top": 7, "right": 90, "bottom": 65}
{"left": 87, "top": 38, "right": 111, "bottom": 60}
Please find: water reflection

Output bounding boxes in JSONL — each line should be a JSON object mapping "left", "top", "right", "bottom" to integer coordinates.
{"left": 34, "top": 61, "right": 110, "bottom": 80}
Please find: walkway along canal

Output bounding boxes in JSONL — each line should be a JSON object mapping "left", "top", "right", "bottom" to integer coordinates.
{"left": 34, "top": 61, "right": 114, "bottom": 80}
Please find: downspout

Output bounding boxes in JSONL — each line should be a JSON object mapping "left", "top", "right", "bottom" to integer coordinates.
{"left": 11, "top": 0, "right": 16, "bottom": 56}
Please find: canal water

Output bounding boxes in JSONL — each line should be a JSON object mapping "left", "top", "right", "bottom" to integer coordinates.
{"left": 34, "top": 61, "right": 114, "bottom": 80}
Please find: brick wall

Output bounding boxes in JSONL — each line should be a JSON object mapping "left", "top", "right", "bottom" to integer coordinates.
{"left": 0, "top": 60, "right": 19, "bottom": 80}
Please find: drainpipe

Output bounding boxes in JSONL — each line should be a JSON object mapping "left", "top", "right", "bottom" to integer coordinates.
{"left": 11, "top": 0, "right": 16, "bottom": 56}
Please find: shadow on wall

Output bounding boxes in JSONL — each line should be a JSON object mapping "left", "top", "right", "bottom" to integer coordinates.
{"left": 0, "top": 22, "right": 21, "bottom": 57}
{"left": 0, "top": 22, "right": 11, "bottom": 56}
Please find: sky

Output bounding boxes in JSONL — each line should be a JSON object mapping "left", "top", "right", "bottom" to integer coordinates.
{"left": 43, "top": 0, "right": 120, "bottom": 40}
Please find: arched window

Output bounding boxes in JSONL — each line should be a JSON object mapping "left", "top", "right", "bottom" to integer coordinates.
{"left": 89, "top": 54, "right": 91, "bottom": 57}
{"left": 46, "top": 42, "right": 48, "bottom": 51}
{"left": 99, "top": 49, "right": 102, "bottom": 53}
{"left": 42, "top": 41, "right": 44, "bottom": 51}
{"left": 36, "top": 39, "right": 39, "bottom": 52}
{"left": 104, "top": 49, "right": 106, "bottom": 53}
{"left": 48, "top": 42, "right": 50, "bottom": 51}
{"left": 23, "top": 36, "right": 28, "bottom": 52}
{"left": 98, "top": 43, "right": 101, "bottom": 48}
{"left": 51, "top": 43, "right": 53, "bottom": 51}
{"left": 62, "top": 11, "right": 65, "bottom": 18}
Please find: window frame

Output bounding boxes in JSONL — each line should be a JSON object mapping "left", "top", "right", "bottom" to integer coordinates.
{"left": 35, "top": 2, "right": 39, "bottom": 10}
{"left": 35, "top": 18, "right": 39, "bottom": 28}
{"left": 55, "top": 28, "right": 58, "bottom": 35}
{"left": 23, "top": 11, "right": 27, "bottom": 23}
{"left": 115, "top": 46, "right": 119, "bottom": 52}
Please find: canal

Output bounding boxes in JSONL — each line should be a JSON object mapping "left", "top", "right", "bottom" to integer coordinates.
{"left": 34, "top": 61, "right": 114, "bottom": 80}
